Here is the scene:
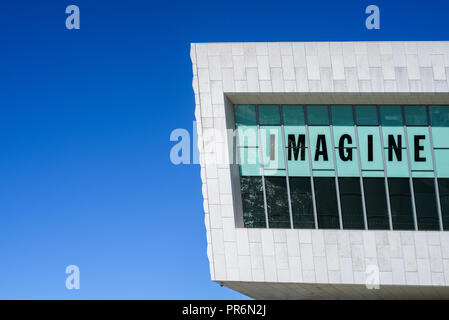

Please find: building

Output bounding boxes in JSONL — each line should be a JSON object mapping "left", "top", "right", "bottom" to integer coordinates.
{"left": 190, "top": 41, "right": 449, "bottom": 299}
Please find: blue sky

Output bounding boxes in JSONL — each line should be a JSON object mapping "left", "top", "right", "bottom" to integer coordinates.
{"left": 0, "top": 0, "right": 447, "bottom": 299}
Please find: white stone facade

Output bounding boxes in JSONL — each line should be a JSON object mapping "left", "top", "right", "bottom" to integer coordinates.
{"left": 190, "top": 41, "right": 449, "bottom": 299}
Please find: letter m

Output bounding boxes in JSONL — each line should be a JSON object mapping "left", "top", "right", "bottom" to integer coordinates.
{"left": 288, "top": 134, "right": 306, "bottom": 161}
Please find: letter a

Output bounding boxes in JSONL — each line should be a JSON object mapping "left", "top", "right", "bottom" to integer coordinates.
{"left": 65, "top": 265, "right": 80, "bottom": 289}
{"left": 170, "top": 129, "right": 191, "bottom": 165}
{"left": 365, "top": 5, "right": 380, "bottom": 30}
{"left": 66, "top": 5, "right": 80, "bottom": 30}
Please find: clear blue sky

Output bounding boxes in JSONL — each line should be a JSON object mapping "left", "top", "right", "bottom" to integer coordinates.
{"left": 0, "top": 0, "right": 447, "bottom": 299}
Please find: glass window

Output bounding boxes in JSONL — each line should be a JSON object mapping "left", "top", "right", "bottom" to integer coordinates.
{"left": 430, "top": 107, "right": 449, "bottom": 152}
{"left": 264, "top": 176, "right": 290, "bottom": 228}
{"left": 285, "top": 129, "right": 309, "bottom": 177}
{"left": 388, "top": 178, "right": 415, "bottom": 230}
{"left": 413, "top": 178, "right": 440, "bottom": 230}
{"left": 259, "top": 126, "right": 285, "bottom": 171}
{"left": 235, "top": 105, "right": 256, "bottom": 125}
{"left": 407, "top": 127, "right": 433, "bottom": 175}
{"left": 331, "top": 105, "right": 354, "bottom": 126}
{"left": 438, "top": 179, "right": 449, "bottom": 231}
{"left": 240, "top": 176, "right": 266, "bottom": 228}
{"left": 236, "top": 104, "right": 258, "bottom": 148}
{"left": 314, "top": 177, "right": 340, "bottom": 229}
{"left": 237, "top": 126, "right": 258, "bottom": 148}
{"left": 357, "top": 126, "right": 383, "bottom": 172}
{"left": 237, "top": 105, "right": 449, "bottom": 231}
{"left": 306, "top": 105, "right": 329, "bottom": 126}
{"left": 434, "top": 149, "right": 449, "bottom": 178}
{"left": 309, "top": 126, "right": 334, "bottom": 170}
{"left": 339, "top": 178, "right": 365, "bottom": 229}
{"left": 289, "top": 177, "right": 315, "bottom": 228}
{"left": 239, "top": 147, "right": 261, "bottom": 176}
{"left": 355, "top": 105, "right": 378, "bottom": 125}
{"left": 382, "top": 126, "right": 408, "bottom": 177}
{"left": 332, "top": 108, "right": 357, "bottom": 177}
{"left": 282, "top": 105, "right": 305, "bottom": 126}
{"left": 429, "top": 106, "right": 449, "bottom": 126}
{"left": 405, "top": 106, "right": 427, "bottom": 126}
{"left": 258, "top": 105, "right": 280, "bottom": 125}
{"left": 363, "top": 178, "right": 390, "bottom": 230}
{"left": 380, "top": 106, "right": 403, "bottom": 126}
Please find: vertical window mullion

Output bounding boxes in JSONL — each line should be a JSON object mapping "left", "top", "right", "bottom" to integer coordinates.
{"left": 401, "top": 106, "right": 418, "bottom": 230}
{"left": 328, "top": 105, "right": 343, "bottom": 229}
{"left": 256, "top": 105, "right": 270, "bottom": 228}
{"left": 304, "top": 106, "right": 318, "bottom": 229}
{"left": 377, "top": 105, "right": 393, "bottom": 230}
{"left": 280, "top": 105, "right": 294, "bottom": 229}
{"left": 427, "top": 106, "right": 444, "bottom": 230}
{"left": 352, "top": 106, "right": 368, "bottom": 230}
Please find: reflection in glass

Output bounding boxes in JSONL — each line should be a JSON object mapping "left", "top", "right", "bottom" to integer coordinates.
{"left": 240, "top": 176, "right": 266, "bottom": 228}
{"left": 289, "top": 177, "right": 315, "bottom": 228}
{"left": 414, "top": 178, "right": 440, "bottom": 230}
{"left": 265, "top": 176, "right": 290, "bottom": 228}
{"left": 339, "top": 178, "right": 365, "bottom": 229}
{"left": 314, "top": 177, "right": 340, "bottom": 229}
{"left": 388, "top": 178, "right": 414, "bottom": 230}
{"left": 363, "top": 178, "right": 390, "bottom": 230}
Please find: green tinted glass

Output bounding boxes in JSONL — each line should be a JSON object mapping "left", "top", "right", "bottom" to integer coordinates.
{"left": 405, "top": 106, "right": 427, "bottom": 126}
{"left": 380, "top": 106, "right": 403, "bottom": 126}
{"left": 258, "top": 105, "right": 280, "bottom": 125}
{"left": 307, "top": 105, "right": 329, "bottom": 125}
{"left": 331, "top": 105, "right": 354, "bottom": 126}
{"left": 356, "top": 105, "right": 378, "bottom": 125}
{"left": 282, "top": 105, "right": 305, "bottom": 126}
{"left": 235, "top": 105, "right": 256, "bottom": 125}
{"left": 430, "top": 106, "right": 449, "bottom": 126}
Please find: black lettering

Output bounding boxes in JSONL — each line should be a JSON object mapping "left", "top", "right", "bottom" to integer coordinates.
{"left": 414, "top": 135, "right": 426, "bottom": 162}
{"left": 287, "top": 134, "right": 306, "bottom": 161}
{"left": 367, "top": 135, "right": 373, "bottom": 161}
{"left": 388, "top": 135, "right": 402, "bottom": 161}
{"left": 338, "top": 134, "right": 353, "bottom": 161}
{"left": 314, "top": 134, "right": 328, "bottom": 161}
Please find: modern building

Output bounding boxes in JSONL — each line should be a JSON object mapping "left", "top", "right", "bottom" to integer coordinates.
{"left": 190, "top": 41, "right": 449, "bottom": 299}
